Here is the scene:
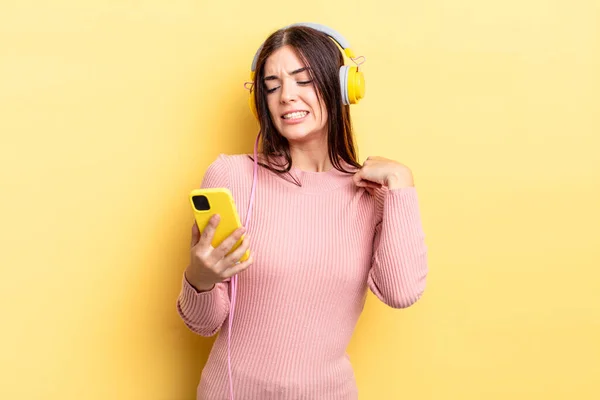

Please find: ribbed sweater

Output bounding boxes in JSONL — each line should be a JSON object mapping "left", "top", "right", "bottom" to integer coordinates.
{"left": 177, "top": 154, "right": 428, "bottom": 400}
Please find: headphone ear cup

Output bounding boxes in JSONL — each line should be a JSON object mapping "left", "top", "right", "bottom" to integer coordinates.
{"left": 339, "top": 66, "right": 350, "bottom": 105}
{"left": 346, "top": 66, "right": 365, "bottom": 104}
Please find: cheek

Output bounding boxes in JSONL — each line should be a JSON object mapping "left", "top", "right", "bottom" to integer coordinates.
{"left": 307, "top": 91, "right": 326, "bottom": 120}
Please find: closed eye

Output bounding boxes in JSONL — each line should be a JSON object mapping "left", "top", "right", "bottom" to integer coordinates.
{"left": 266, "top": 80, "right": 313, "bottom": 94}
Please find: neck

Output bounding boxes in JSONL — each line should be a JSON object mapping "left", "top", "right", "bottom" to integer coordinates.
{"left": 288, "top": 134, "right": 332, "bottom": 172}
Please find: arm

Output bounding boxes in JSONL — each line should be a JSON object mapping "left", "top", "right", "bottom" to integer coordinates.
{"left": 177, "top": 277, "right": 231, "bottom": 336}
{"left": 367, "top": 186, "right": 429, "bottom": 309}
{"left": 176, "top": 154, "right": 231, "bottom": 336}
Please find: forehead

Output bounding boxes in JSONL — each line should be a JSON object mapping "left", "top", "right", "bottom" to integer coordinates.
{"left": 264, "top": 45, "right": 306, "bottom": 74}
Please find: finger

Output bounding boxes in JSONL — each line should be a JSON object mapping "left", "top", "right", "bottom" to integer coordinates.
{"left": 212, "top": 226, "right": 246, "bottom": 260}
{"left": 221, "top": 236, "right": 251, "bottom": 269}
{"left": 363, "top": 181, "right": 382, "bottom": 188}
{"left": 222, "top": 256, "right": 254, "bottom": 279}
{"left": 190, "top": 222, "right": 200, "bottom": 247}
{"left": 355, "top": 177, "right": 380, "bottom": 188}
{"left": 197, "top": 214, "right": 220, "bottom": 248}
{"left": 352, "top": 170, "right": 364, "bottom": 186}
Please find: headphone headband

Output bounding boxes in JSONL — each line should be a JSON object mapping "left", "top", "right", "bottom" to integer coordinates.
{"left": 250, "top": 23, "right": 355, "bottom": 72}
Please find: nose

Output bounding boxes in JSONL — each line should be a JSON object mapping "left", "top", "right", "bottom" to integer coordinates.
{"left": 279, "top": 79, "right": 298, "bottom": 104}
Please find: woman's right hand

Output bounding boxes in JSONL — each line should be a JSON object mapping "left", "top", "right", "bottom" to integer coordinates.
{"left": 185, "top": 214, "right": 253, "bottom": 292}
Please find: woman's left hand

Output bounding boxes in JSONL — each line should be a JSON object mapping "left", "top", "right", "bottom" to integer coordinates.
{"left": 353, "top": 156, "right": 414, "bottom": 193}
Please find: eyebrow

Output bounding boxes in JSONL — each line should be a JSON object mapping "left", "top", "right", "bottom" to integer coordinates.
{"left": 263, "top": 67, "right": 309, "bottom": 81}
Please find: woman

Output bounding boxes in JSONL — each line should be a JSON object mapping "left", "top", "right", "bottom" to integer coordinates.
{"left": 177, "top": 23, "right": 428, "bottom": 400}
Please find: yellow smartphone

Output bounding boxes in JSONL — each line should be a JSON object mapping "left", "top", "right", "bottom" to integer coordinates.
{"left": 189, "top": 188, "right": 249, "bottom": 262}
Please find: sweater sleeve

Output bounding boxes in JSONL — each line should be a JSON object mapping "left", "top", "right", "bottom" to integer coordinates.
{"left": 176, "top": 154, "right": 231, "bottom": 336}
{"left": 367, "top": 186, "right": 429, "bottom": 309}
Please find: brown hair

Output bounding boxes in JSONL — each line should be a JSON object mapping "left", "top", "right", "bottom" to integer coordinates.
{"left": 251, "top": 25, "right": 362, "bottom": 178}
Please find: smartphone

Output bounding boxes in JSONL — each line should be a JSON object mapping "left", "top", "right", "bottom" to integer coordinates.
{"left": 189, "top": 188, "right": 249, "bottom": 262}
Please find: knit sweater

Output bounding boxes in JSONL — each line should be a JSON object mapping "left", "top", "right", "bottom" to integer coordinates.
{"left": 177, "top": 154, "right": 428, "bottom": 400}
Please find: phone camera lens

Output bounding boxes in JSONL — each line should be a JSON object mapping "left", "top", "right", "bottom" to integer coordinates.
{"left": 192, "top": 195, "right": 210, "bottom": 211}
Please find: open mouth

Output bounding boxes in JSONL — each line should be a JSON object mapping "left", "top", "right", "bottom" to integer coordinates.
{"left": 282, "top": 111, "right": 309, "bottom": 120}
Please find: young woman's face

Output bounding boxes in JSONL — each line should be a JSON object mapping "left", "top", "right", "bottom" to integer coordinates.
{"left": 263, "top": 45, "right": 328, "bottom": 144}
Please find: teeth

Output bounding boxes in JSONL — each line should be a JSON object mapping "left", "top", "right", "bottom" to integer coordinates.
{"left": 283, "top": 111, "right": 308, "bottom": 120}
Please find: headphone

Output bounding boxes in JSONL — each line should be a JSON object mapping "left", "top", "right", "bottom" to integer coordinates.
{"left": 247, "top": 22, "right": 366, "bottom": 118}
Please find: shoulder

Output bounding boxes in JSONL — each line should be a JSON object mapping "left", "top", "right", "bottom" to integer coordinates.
{"left": 201, "top": 153, "right": 247, "bottom": 187}
{"left": 206, "top": 153, "right": 253, "bottom": 171}
{"left": 201, "top": 153, "right": 255, "bottom": 189}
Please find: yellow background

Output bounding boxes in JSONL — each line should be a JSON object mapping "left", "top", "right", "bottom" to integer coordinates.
{"left": 1, "top": 1, "right": 598, "bottom": 399}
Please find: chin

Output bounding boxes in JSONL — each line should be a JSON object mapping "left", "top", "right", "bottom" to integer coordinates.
{"left": 278, "top": 125, "right": 326, "bottom": 143}
{"left": 281, "top": 129, "right": 311, "bottom": 142}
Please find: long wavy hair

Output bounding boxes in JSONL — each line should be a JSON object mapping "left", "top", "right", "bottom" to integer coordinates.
{"left": 251, "top": 25, "right": 362, "bottom": 178}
